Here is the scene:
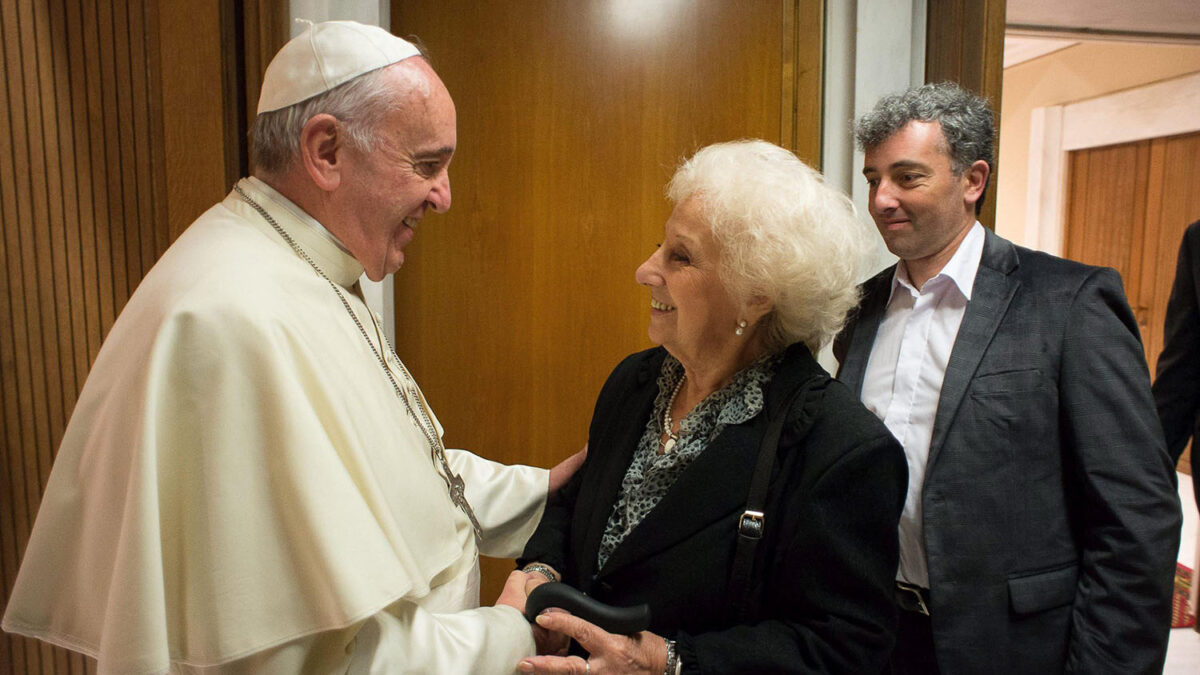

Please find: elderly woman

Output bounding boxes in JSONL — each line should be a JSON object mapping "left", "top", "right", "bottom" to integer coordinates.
{"left": 517, "top": 140, "right": 907, "bottom": 674}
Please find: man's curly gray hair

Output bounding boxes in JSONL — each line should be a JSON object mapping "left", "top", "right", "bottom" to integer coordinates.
{"left": 667, "top": 140, "right": 874, "bottom": 354}
{"left": 854, "top": 82, "right": 995, "bottom": 213}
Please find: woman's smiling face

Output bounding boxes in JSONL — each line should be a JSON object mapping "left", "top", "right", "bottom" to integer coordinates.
{"left": 635, "top": 196, "right": 743, "bottom": 366}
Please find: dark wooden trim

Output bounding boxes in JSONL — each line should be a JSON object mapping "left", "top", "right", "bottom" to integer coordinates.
{"left": 925, "top": 0, "right": 1006, "bottom": 230}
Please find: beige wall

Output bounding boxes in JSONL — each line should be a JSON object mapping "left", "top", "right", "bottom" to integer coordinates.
{"left": 995, "top": 41, "right": 1200, "bottom": 246}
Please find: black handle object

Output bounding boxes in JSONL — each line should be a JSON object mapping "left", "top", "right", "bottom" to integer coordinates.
{"left": 523, "top": 582, "right": 651, "bottom": 635}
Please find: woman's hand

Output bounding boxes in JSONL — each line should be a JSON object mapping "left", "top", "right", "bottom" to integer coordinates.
{"left": 518, "top": 613, "right": 667, "bottom": 674}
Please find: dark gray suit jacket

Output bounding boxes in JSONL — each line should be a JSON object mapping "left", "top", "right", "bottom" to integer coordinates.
{"left": 835, "top": 228, "right": 1181, "bottom": 674}
{"left": 1154, "top": 219, "right": 1200, "bottom": 506}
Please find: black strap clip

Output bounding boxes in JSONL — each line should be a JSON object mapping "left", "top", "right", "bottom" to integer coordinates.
{"left": 737, "top": 510, "right": 765, "bottom": 539}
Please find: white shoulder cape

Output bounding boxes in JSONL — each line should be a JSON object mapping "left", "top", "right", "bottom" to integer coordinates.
{"left": 2, "top": 179, "right": 546, "bottom": 673}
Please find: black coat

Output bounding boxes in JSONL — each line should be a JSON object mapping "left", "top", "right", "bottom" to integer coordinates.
{"left": 1154, "top": 219, "right": 1200, "bottom": 506}
{"left": 521, "top": 344, "right": 907, "bottom": 674}
{"left": 836, "top": 228, "right": 1181, "bottom": 674}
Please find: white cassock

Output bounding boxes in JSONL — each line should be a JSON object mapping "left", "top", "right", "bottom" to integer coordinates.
{"left": 1, "top": 177, "right": 547, "bottom": 674}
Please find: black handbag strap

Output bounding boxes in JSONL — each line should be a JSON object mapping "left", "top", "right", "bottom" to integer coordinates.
{"left": 729, "top": 377, "right": 819, "bottom": 622}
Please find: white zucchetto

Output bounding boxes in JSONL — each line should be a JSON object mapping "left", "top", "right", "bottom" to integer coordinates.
{"left": 257, "top": 20, "right": 421, "bottom": 114}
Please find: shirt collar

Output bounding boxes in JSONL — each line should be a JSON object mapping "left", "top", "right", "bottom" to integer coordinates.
{"left": 235, "top": 177, "right": 365, "bottom": 289}
{"left": 889, "top": 221, "right": 986, "bottom": 301}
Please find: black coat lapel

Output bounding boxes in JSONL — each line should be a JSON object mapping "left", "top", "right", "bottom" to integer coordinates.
{"left": 597, "top": 424, "right": 761, "bottom": 574}
{"left": 927, "top": 229, "right": 1020, "bottom": 468}
{"left": 598, "top": 345, "right": 823, "bottom": 575}
{"left": 575, "top": 353, "right": 662, "bottom": 582}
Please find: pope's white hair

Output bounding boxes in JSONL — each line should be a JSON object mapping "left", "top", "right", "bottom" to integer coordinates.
{"left": 667, "top": 140, "right": 873, "bottom": 354}
{"left": 251, "top": 59, "right": 432, "bottom": 175}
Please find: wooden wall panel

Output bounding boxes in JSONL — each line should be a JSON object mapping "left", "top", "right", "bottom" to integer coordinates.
{"left": 1064, "top": 141, "right": 1149, "bottom": 304}
{"left": 1064, "top": 130, "right": 1200, "bottom": 477}
{"left": 391, "top": 0, "right": 823, "bottom": 603}
{"left": 0, "top": 2, "right": 172, "bottom": 670}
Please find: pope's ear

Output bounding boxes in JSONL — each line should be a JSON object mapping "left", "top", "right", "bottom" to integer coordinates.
{"left": 299, "top": 114, "right": 344, "bottom": 192}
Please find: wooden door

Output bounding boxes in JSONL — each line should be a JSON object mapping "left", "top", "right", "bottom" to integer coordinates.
{"left": 1064, "top": 130, "right": 1200, "bottom": 476}
{"left": 390, "top": 0, "right": 824, "bottom": 601}
{"left": 0, "top": 2, "right": 283, "bottom": 672}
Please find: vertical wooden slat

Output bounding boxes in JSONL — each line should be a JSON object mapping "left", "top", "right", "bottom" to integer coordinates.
{"left": 60, "top": 0, "right": 93, "bottom": 390}
{"left": 15, "top": 0, "right": 59, "bottom": 505}
{"left": 83, "top": 0, "right": 116, "bottom": 344}
{"left": 125, "top": 0, "right": 152, "bottom": 276}
{"left": 8, "top": 3, "right": 48, "bottom": 670}
{"left": 1144, "top": 138, "right": 1169, "bottom": 370}
{"left": 48, "top": 0, "right": 85, "bottom": 408}
{"left": 112, "top": 0, "right": 141, "bottom": 297}
{"left": 0, "top": 3, "right": 33, "bottom": 671}
{"left": 143, "top": 0, "right": 169, "bottom": 258}
{"left": 7, "top": 17, "right": 53, "bottom": 673}
{"left": 779, "top": 1, "right": 795, "bottom": 152}
{"left": 96, "top": 0, "right": 129, "bottom": 310}
{"left": 1126, "top": 140, "right": 1154, "bottom": 345}
{"left": 792, "top": 0, "right": 823, "bottom": 168}
{"left": 32, "top": 0, "right": 74, "bottom": 451}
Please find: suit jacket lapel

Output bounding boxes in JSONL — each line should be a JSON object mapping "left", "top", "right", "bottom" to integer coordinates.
{"left": 838, "top": 269, "right": 895, "bottom": 396}
{"left": 927, "top": 229, "right": 1020, "bottom": 468}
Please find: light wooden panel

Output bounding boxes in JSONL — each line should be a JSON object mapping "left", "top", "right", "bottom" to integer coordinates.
{"left": 1148, "top": 131, "right": 1200, "bottom": 477}
{"left": 0, "top": 1, "right": 287, "bottom": 672}
{"left": 926, "top": 0, "right": 1006, "bottom": 230}
{"left": 1064, "top": 130, "right": 1200, "bottom": 477}
{"left": 1064, "top": 140, "right": 1149, "bottom": 318}
{"left": 391, "top": 0, "right": 822, "bottom": 603}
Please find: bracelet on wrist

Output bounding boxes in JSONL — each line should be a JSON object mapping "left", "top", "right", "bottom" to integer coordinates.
{"left": 663, "top": 637, "right": 680, "bottom": 675}
{"left": 521, "top": 562, "right": 558, "bottom": 583}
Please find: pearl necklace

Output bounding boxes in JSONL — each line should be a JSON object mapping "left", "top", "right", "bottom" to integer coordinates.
{"left": 660, "top": 373, "right": 686, "bottom": 454}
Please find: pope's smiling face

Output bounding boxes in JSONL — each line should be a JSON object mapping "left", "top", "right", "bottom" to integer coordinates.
{"left": 338, "top": 60, "right": 456, "bottom": 281}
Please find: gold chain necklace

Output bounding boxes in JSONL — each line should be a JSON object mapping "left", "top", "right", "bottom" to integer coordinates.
{"left": 234, "top": 184, "right": 483, "bottom": 540}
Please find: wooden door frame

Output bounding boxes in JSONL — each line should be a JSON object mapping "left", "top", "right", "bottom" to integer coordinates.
{"left": 1025, "top": 71, "right": 1200, "bottom": 256}
{"left": 924, "top": 0, "right": 1006, "bottom": 231}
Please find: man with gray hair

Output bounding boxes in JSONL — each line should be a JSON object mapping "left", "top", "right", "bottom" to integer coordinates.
{"left": 2, "top": 20, "right": 581, "bottom": 673}
{"left": 835, "top": 82, "right": 1180, "bottom": 673}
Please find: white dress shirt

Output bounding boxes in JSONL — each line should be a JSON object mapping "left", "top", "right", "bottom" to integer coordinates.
{"left": 860, "top": 222, "right": 985, "bottom": 588}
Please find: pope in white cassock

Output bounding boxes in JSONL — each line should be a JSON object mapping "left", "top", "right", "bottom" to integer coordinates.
{"left": 1, "top": 21, "right": 580, "bottom": 674}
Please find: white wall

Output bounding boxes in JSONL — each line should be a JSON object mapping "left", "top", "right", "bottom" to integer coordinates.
{"left": 817, "top": 0, "right": 924, "bottom": 372}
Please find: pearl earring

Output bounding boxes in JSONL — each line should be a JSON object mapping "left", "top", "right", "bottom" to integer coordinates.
{"left": 735, "top": 320, "right": 747, "bottom": 336}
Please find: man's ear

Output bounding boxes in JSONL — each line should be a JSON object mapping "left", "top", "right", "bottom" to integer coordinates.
{"left": 299, "top": 114, "right": 344, "bottom": 192}
{"left": 963, "top": 158, "right": 989, "bottom": 206}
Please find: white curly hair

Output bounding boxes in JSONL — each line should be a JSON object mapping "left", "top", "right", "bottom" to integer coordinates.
{"left": 667, "top": 140, "right": 873, "bottom": 353}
